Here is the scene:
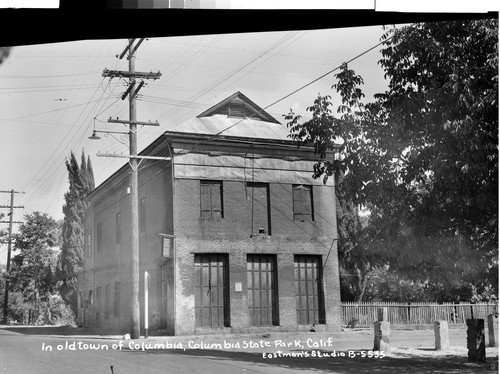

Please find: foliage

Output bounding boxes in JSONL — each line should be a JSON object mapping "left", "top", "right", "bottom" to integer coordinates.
{"left": 9, "top": 212, "right": 61, "bottom": 323}
{"left": 336, "top": 189, "right": 372, "bottom": 302}
{"left": 363, "top": 267, "right": 435, "bottom": 303}
{"left": 285, "top": 19, "right": 498, "bottom": 302}
{"left": 7, "top": 292, "right": 75, "bottom": 326}
{"left": 57, "top": 151, "right": 94, "bottom": 316}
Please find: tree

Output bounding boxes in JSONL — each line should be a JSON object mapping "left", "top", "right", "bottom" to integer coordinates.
{"left": 369, "top": 20, "right": 498, "bottom": 300}
{"left": 57, "top": 151, "right": 95, "bottom": 316}
{"left": 336, "top": 186, "right": 373, "bottom": 302}
{"left": 286, "top": 18, "right": 498, "bottom": 301}
{"left": 9, "top": 212, "right": 61, "bottom": 324}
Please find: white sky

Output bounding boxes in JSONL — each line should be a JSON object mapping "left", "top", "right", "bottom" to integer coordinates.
{"left": 0, "top": 25, "right": 393, "bottom": 262}
{"left": 0, "top": 0, "right": 498, "bottom": 263}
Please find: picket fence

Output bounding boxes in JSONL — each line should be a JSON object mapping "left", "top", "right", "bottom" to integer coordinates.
{"left": 341, "top": 302, "right": 498, "bottom": 327}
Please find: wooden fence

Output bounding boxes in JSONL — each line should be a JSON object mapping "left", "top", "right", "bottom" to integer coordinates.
{"left": 341, "top": 302, "right": 499, "bottom": 327}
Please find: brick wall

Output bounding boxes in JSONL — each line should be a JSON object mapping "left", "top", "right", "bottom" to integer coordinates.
{"left": 173, "top": 178, "right": 341, "bottom": 335}
{"left": 80, "top": 137, "right": 342, "bottom": 336}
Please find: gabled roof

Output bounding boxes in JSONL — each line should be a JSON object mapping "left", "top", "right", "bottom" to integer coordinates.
{"left": 163, "top": 91, "right": 291, "bottom": 141}
{"left": 196, "top": 91, "right": 280, "bottom": 124}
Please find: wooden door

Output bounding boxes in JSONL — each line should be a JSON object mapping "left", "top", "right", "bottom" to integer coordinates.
{"left": 294, "top": 255, "right": 325, "bottom": 325}
{"left": 247, "top": 254, "right": 278, "bottom": 326}
{"left": 194, "top": 254, "right": 228, "bottom": 328}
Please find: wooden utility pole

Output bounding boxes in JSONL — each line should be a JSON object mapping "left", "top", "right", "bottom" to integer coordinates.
{"left": 0, "top": 189, "right": 24, "bottom": 324}
{"left": 128, "top": 38, "right": 141, "bottom": 340}
{"left": 101, "top": 39, "right": 161, "bottom": 339}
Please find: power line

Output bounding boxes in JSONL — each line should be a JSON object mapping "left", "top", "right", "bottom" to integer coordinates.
{"left": 263, "top": 35, "right": 394, "bottom": 111}
{"left": 92, "top": 32, "right": 391, "bottom": 194}
{"left": 0, "top": 71, "right": 102, "bottom": 79}
{"left": 212, "top": 35, "right": 393, "bottom": 138}
{"left": 20, "top": 44, "right": 121, "bottom": 210}
{"left": 0, "top": 99, "right": 103, "bottom": 126}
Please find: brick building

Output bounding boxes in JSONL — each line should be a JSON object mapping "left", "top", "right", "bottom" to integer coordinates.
{"left": 77, "top": 92, "right": 341, "bottom": 335}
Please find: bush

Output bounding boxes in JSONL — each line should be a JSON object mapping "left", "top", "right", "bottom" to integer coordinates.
{"left": 6, "top": 292, "right": 75, "bottom": 326}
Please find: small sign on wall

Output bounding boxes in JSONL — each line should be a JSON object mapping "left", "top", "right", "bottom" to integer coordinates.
{"left": 235, "top": 282, "right": 242, "bottom": 292}
{"left": 160, "top": 234, "right": 174, "bottom": 258}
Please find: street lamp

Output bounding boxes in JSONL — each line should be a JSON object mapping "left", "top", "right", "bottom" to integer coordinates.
{"left": 88, "top": 130, "right": 101, "bottom": 140}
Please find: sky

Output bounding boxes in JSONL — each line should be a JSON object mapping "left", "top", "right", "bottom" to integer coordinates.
{"left": 0, "top": 24, "right": 394, "bottom": 263}
{"left": 0, "top": 0, "right": 498, "bottom": 264}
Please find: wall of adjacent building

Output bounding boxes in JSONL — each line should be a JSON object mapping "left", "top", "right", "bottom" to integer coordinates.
{"left": 80, "top": 159, "right": 174, "bottom": 334}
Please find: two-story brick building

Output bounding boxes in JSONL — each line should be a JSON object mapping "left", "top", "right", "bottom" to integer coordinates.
{"left": 77, "top": 92, "right": 341, "bottom": 335}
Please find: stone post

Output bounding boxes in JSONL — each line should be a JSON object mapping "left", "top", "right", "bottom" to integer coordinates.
{"left": 466, "top": 319, "right": 486, "bottom": 363}
{"left": 487, "top": 314, "right": 498, "bottom": 347}
{"left": 434, "top": 320, "right": 449, "bottom": 350}
{"left": 377, "top": 307, "right": 388, "bottom": 322}
{"left": 374, "top": 321, "right": 390, "bottom": 354}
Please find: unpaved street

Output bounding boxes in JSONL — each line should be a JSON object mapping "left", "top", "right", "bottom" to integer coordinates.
{"left": 0, "top": 326, "right": 497, "bottom": 373}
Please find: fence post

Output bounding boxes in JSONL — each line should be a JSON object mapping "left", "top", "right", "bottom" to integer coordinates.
{"left": 487, "top": 314, "right": 498, "bottom": 347}
{"left": 374, "top": 321, "right": 390, "bottom": 354}
{"left": 434, "top": 320, "right": 449, "bottom": 350}
{"left": 377, "top": 307, "right": 388, "bottom": 322}
{"left": 467, "top": 319, "right": 486, "bottom": 363}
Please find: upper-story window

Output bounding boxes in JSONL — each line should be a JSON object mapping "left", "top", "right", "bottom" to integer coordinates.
{"left": 96, "top": 223, "right": 102, "bottom": 253}
{"left": 200, "top": 180, "right": 223, "bottom": 219}
{"left": 140, "top": 197, "right": 146, "bottom": 233}
{"left": 87, "top": 233, "right": 93, "bottom": 258}
{"left": 116, "top": 212, "right": 121, "bottom": 244}
{"left": 292, "top": 185, "right": 314, "bottom": 222}
{"left": 247, "top": 182, "right": 271, "bottom": 235}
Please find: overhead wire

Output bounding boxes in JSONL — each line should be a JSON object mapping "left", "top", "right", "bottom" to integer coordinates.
{"left": 13, "top": 32, "right": 392, "bottom": 223}
{"left": 128, "top": 32, "right": 306, "bottom": 153}
{"left": 90, "top": 32, "right": 391, "bottom": 199}
{"left": 210, "top": 34, "right": 395, "bottom": 138}
{"left": 156, "top": 32, "right": 301, "bottom": 126}
{"left": 38, "top": 53, "right": 128, "bottom": 217}
{"left": 19, "top": 41, "right": 123, "bottom": 216}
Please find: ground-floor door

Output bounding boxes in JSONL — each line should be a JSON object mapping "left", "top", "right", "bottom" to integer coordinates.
{"left": 247, "top": 254, "right": 278, "bottom": 326}
{"left": 194, "top": 254, "right": 229, "bottom": 328}
{"left": 294, "top": 255, "right": 325, "bottom": 325}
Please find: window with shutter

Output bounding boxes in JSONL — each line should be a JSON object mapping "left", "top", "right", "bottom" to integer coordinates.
{"left": 140, "top": 197, "right": 146, "bottom": 233}
{"left": 247, "top": 182, "right": 271, "bottom": 235}
{"left": 292, "top": 185, "right": 314, "bottom": 221}
{"left": 200, "top": 181, "right": 223, "bottom": 219}
{"left": 87, "top": 233, "right": 93, "bottom": 258}
{"left": 96, "top": 223, "right": 102, "bottom": 253}
{"left": 116, "top": 212, "right": 121, "bottom": 244}
{"left": 114, "top": 282, "right": 121, "bottom": 318}
{"left": 104, "top": 284, "right": 110, "bottom": 320}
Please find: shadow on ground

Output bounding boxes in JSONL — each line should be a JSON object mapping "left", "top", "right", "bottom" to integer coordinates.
{"left": 120, "top": 347, "right": 498, "bottom": 374}
{"left": 1, "top": 326, "right": 106, "bottom": 336}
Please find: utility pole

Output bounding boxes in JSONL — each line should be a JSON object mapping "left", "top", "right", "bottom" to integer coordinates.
{"left": 100, "top": 39, "right": 161, "bottom": 339}
{"left": 0, "top": 190, "right": 24, "bottom": 324}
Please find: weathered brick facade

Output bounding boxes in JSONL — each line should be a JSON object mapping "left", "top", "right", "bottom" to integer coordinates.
{"left": 78, "top": 92, "right": 341, "bottom": 336}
